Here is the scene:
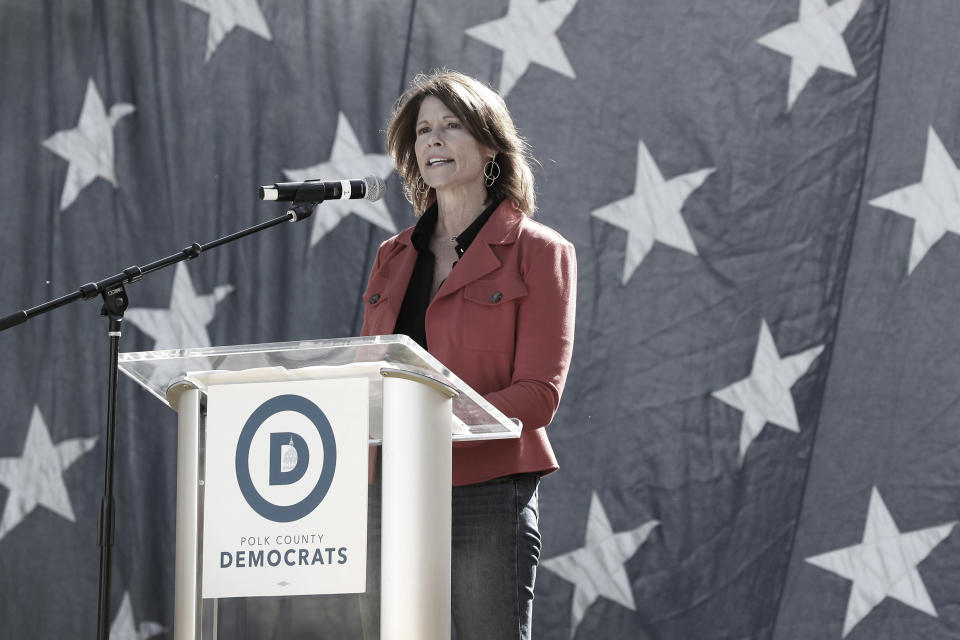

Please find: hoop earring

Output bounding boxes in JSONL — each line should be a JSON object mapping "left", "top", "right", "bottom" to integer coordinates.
{"left": 484, "top": 156, "right": 501, "bottom": 187}
{"left": 416, "top": 176, "right": 429, "bottom": 195}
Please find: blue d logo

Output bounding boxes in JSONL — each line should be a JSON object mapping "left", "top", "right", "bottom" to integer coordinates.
{"left": 235, "top": 394, "right": 337, "bottom": 523}
{"left": 270, "top": 432, "right": 310, "bottom": 485}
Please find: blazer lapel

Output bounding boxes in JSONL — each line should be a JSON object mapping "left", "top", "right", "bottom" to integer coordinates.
{"left": 368, "top": 231, "right": 418, "bottom": 331}
{"left": 435, "top": 200, "right": 524, "bottom": 299}
{"left": 386, "top": 241, "right": 418, "bottom": 307}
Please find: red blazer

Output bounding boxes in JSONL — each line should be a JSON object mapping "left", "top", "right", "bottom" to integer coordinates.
{"left": 361, "top": 200, "right": 577, "bottom": 485}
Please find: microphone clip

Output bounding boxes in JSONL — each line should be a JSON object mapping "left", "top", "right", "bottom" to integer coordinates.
{"left": 287, "top": 202, "right": 317, "bottom": 222}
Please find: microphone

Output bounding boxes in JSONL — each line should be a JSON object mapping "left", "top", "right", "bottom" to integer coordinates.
{"left": 259, "top": 175, "right": 386, "bottom": 203}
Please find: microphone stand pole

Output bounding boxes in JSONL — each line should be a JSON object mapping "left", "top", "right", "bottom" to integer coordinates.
{"left": 0, "top": 203, "right": 318, "bottom": 640}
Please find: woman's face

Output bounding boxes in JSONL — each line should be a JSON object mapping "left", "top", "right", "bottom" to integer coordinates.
{"left": 414, "top": 95, "right": 492, "bottom": 195}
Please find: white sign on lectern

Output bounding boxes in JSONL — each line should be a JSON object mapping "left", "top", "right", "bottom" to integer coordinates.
{"left": 202, "top": 378, "right": 369, "bottom": 598}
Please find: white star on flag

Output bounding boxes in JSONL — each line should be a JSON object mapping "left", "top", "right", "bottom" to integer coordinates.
{"left": 179, "top": 0, "right": 272, "bottom": 62}
{"left": 757, "top": 0, "right": 863, "bottom": 110}
{"left": 590, "top": 139, "right": 714, "bottom": 284}
{"left": 283, "top": 112, "right": 396, "bottom": 248}
{"left": 869, "top": 126, "right": 960, "bottom": 275}
{"left": 465, "top": 0, "right": 578, "bottom": 96}
{"left": 110, "top": 592, "right": 166, "bottom": 640}
{"left": 125, "top": 262, "right": 234, "bottom": 350}
{"left": 0, "top": 406, "right": 98, "bottom": 542}
{"left": 542, "top": 492, "right": 659, "bottom": 638}
{"left": 711, "top": 320, "right": 824, "bottom": 463}
{"left": 806, "top": 487, "right": 957, "bottom": 637}
{"left": 42, "top": 79, "right": 135, "bottom": 212}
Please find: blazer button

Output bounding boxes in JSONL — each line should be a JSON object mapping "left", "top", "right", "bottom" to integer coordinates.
{"left": 369, "top": 293, "right": 381, "bottom": 304}
{"left": 490, "top": 292, "right": 503, "bottom": 303}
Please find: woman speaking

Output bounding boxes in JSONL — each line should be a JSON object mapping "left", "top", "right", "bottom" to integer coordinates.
{"left": 360, "top": 70, "right": 577, "bottom": 640}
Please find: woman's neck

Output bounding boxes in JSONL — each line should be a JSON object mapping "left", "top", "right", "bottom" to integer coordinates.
{"left": 434, "top": 182, "right": 490, "bottom": 239}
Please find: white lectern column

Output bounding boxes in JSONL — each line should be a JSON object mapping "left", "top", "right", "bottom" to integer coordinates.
{"left": 170, "top": 385, "right": 202, "bottom": 639}
{"left": 169, "top": 383, "right": 217, "bottom": 640}
{"left": 380, "top": 370, "right": 457, "bottom": 640}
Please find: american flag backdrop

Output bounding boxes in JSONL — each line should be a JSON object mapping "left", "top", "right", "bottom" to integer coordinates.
{"left": 2, "top": 0, "right": 960, "bottom": 638}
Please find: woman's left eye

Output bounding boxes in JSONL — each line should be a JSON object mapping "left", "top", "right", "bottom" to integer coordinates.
{"left": 447, "top": 122, "right": 461, "bottom": 129}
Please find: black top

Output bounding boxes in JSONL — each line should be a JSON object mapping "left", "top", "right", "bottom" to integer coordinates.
{"left": 394, "top": 198, "right": 502, "bottom": 349}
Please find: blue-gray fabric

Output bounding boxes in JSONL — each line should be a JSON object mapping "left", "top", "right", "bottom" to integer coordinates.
{"left": 1, "top": 1, "right": 959, "bottom": 638}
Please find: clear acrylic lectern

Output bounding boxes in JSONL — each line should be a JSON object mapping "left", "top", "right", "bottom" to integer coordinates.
{"left": 118, "top": 334, "right": 521, "bottom": 640}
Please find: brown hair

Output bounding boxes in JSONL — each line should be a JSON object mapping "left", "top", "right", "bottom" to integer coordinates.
{"left": 385, "top": 70, "right": 537, "bottom": 216}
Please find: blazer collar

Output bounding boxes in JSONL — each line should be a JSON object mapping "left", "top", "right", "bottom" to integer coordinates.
{"left": 397, "top": 198, "right": 524, "bottom": 247}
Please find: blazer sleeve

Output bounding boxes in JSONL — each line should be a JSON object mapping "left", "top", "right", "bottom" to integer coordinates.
{"left": 484, "top": 236, "right": 577, "bottom": 431}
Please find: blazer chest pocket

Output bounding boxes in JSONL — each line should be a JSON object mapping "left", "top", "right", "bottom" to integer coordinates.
{"left": 461, "top": 278, "right": 528, "bottom": 352}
